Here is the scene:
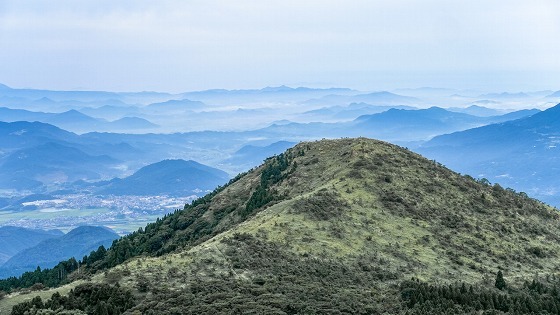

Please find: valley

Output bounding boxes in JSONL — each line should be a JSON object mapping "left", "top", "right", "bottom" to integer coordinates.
{"left": 1, "top": 83, "right": 560, "bottom": 314}
{"left": 2, "top": 2, "right": 560, "bottom": 313}
{"left": 3, "top": 138, "right": 560, "bottom": 314}
{"left": 0, "top": 193, "right": 195, "bottom": 234}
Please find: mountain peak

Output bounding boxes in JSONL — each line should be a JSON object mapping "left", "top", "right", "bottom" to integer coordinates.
{"left": 6, "top": 137, "right": 560, "bottom": 313}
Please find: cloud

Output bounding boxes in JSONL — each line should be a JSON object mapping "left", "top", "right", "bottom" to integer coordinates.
{"left": 0, "top": 0, "right": 559, "bottom": 92}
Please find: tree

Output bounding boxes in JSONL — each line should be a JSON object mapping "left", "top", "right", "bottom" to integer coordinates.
{"left": 495, "top": 270, "right": 506, "bottom": 290}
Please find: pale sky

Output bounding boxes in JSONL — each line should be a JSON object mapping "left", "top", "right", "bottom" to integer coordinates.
{"left": 0, "top": 0, "right": 559, "bottom": 93}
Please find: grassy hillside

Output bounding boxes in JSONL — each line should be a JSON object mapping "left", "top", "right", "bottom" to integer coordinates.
{"left": 3, "top": 138, "right": 560, "bottom": 314}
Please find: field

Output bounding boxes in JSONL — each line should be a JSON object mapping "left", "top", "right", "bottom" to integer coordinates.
{"left": 0, "top": 207, "right": 164, "bottom": 235}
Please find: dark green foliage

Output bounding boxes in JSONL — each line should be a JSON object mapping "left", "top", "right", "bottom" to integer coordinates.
{"left": 495, "top": 270, "right": 506, "bottom": 290}
{"left": 74, "top": 154, "right": 295, "bottom": 276}
{"left": 243, "top": 153, "right": 292, "bottom": 218}
{"left": 0, "top": 258, "right": 80, "bottom": 292}
{"left": 127, "top": 233, "right": 396, "bottom": 314}
{"left": 5, "top": 138, "right": 560, "bottom": 315}
{"left": 1, "top": 226, "right": 117, "bottom": 278}
{"left": 292, "top": 188, "right": 349, "bottom": 220}
{"left": 401, "top": 277, "right": 560, "bottom": 314}
{"left": 11, "top": 283, "right": 134, "bottom": 315}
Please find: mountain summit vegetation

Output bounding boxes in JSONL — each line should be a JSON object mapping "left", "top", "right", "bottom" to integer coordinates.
{"left": 3, "top": 138, "right": 560, "bottom": 314}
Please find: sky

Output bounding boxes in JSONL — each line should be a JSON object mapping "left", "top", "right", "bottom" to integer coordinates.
{"left": 0, "top": 0, "right": 559, "bottom": 93}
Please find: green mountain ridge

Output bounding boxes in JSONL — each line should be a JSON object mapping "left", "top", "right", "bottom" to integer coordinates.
{"left": 3, "top": 138, "right": 560, "bottom": 314}
{"left": 0, "top": 226, "right": 119, "bottom": 279}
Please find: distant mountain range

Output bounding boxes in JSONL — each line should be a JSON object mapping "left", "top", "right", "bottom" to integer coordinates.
{"left": 144, "top": 99, "right": 206, "bottom": 114}
{"left": 0, "top": 227, "right": 63, "bottom": 265}
{"left": 418, "top": 103, "right": 560, "bottom": 205}
{"left": 223, "top": 141, "right": 297, "bottom": 169}
{"left": 547, "top": 90, "right": 560, "bottom": 98}
{"left": 0, "top": 226, "right": 118, "bottom": 278}
{"left": 180, "top": 85, "right": 358, "bottom": 105}
{"left": 299, "top": 103, "right": 417, "bottom": 121}
{"left": 303, "top": 91, "right": 419, "bottom": 107}
{"left": 96, "top": 159, "right": 229, "bottom": 196}
{"left": 259, "top": 106, "right": 540, "bottom": 142}
{"left": 478, "top": 92, "right": 531, "bottom": 99}
{"left": 0, "top": 142, "right": 119, "bottom": 190}
{"left": 7, "top": 138, "right": 560, "bottom": 313}
{"left": 0, "top": 107, "right": 159, "bottom": 133}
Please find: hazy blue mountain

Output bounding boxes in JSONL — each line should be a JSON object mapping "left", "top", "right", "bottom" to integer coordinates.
{"left": 79, "top": 105, "right": 141, "bottom": 120}
{"left": 447, "top": 105, "right": 503, "bottom": 117}
{"left": 44, "top": 110, "right": 104, "bottom": 130}
{"left": 547, "top": 91, "right": 560, "bottom": 98}
{"left": 353, "top": 107, "right": 488, "bottom": 141}
{"left": 478, "top": 92, "right": 530, "bottom": 99}
{"left": 97, "top": 159, "right": 229, "bottom": 196}
{"left": 0, "top": 84, "right": 121, "bottom": 102}
{"left": 256, "top": 107, "right": 540, "bottom": 144}
{"left": 0, "top": 121, "right": 79, "bottom": 151}
{"left": 493, "top": 108, "right": 540, "bottom": 121}
{"left": 0, "top": 226, "right": 118, "bottom": 278}
{"left": 0, "top": 227, "right": 63, "bottom": 265}
{"left": 0, "top": 107, "right": 158, "bottom": 133}
{"left": 223, "top": 141, "right": 296, "bottom": 169}
{"left": 353, "top": 107, "right": 537, "bottom": 141}
{"left": 472, "top": 100, "right": 500, "bottom": 105}
{"left": 300, "top": 103, "right": 416, "bottom": 121}
{"left": 304, "top": 91, "right": 419, "bottom": 106}
{"left": 526, "top": 90, "right": 555, "bottom": 97}
{"left": 108, "top": 117, "right": 159, "bottom": 130}
{"left": 145, "top": 99, "right": 206, "bottom": 113}
{"left": 0, "top": 142, "right": 120, "bottom": 189}
{"left": 418, "top": 103, "right": 560, "bottom": 206}
{"left": 0, "top": 107, "right": 52, "bottom": 122}
{"left": 181, "top": 86, "right": 358, "bottom": 105}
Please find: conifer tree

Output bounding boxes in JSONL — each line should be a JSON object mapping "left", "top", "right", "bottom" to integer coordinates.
{"left": 495, "top": 270, "right": 506, "bottom": 290}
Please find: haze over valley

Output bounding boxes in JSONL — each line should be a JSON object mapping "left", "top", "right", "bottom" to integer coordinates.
{"left": 1, "top": 83, "right": 559, "bottom": 233}
{"left": 2, "top": 1, "right": 560, "bottom": 313}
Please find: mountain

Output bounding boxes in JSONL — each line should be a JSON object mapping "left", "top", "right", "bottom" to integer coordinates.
{"left": 79, "top": 105, "right": 141, "bottom": 121}
{"left": 108, "top": 117, "right": 159, "bottom": 130}
{"left": 447, "top": 104, "right": 503, "bottom": 117}
{"left": 299, "top": 103, "right": 416, "bottom": 121}
{"left": 478, "top": 92, "right": 531, "bottom": 99}
{"left": 0, "top": 142, "right": 120, "bottom": 189}
{"left": 145, "top": 99, "right": 206, "bottom": 113}
{"left": 0, "top": 85, "right": 121, "bottom": 102}
{"left": 97, "top": 159, "right": 229, "bottom": 196}
{"left": 547, "top": 90, "right": 560, "bottom": 98}
{"left": 0, "top": 107, "right": 51, "bottom": 122}
{"left": 304, "top": 91, "right": 419, "bottom": 106}
{"left": 354, "top": 107, "right": 485, "bottom": 140}
{"left": 254, "top": 107, "right": 539, "bottom": 145}
{"left": 5, "top": 138, "right": 560, "bottom": 313}
{"left": 223, "top": 141, "right": 297, "bottom": 168}
{"left": 418, "top": 103, "right": 560, "bottom": 206}
{"left": 353, "top": 106, "right": 537, "bottom": 141}
{"left": 0, "top": 227, "right": 63, "bottom": 265}
{"left": 0, "top": 121, "right": 78, "bottom": 151}
{"left": 0, "top": 226, "right": 118, "bottom": 278}
{"left": 44, "top": 109, "right": 101, "bottom": 126}
{"left": 181, "top": 86, "right": 358, "bottom": 105}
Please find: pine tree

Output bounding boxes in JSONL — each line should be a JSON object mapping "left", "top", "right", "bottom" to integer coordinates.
{"left": 495, "top": 270, "right": 506, "bottom": 290}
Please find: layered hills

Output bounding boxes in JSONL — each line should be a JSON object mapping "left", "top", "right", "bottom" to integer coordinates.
{"left": 0, "top": 226, "right": 118, "bottom": 279}
{"left": 3, "top": 138, "right": 560, "bottom": 314}
{"left": 419, "top": 103, "right": 560, "bottom": 205}
{"left": 0, "top": 227, "right": 63, "bottom": 265}
{"left": 97, "top": 159, "right": 229, "bottom": 196}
